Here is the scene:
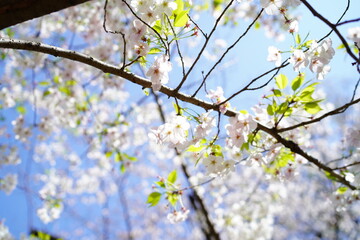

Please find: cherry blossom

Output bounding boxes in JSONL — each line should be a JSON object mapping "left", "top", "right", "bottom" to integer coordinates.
{"left": 289, "top": 49, "right": 309, "bottom": 72}
{"left": 260, "top": 0, "right": 283, "bottom": 15}
{"left": 206, "top": 87, "right": 230, "bottom": 114}
{"left": 267, "top": 46, "right": 282, "bottom": 66}
{"left": 146, "top": 54, "right": 173, "bottom": 91}
{"left": 347, "top": 26, "right": 360, "bottom": 45}
{"left": 167, "top": 208, "right": 190, "bottom": 224}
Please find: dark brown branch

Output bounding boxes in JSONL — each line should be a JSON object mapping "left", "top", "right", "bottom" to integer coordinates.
{"left": 0, "top": 0, "right": 91, "bottom": 30}
{"left": 336, "top": 17, "right": 360, "bottom": 26}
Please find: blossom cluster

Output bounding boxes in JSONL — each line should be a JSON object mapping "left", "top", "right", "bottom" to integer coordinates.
{"left": 225, "top": 113, "right": 257, "bottom": 148}
{"left": 130, "top": 0, "right": 177, "bottom": 26}
{"left": 347, "top": 26, "right": 360, "bottom": 46}
{"left": 268, "top": 38, "right": 335, "bottom": 80}
{"left": 149, "top": 114, "right": 190, "bottom": 148}
{"left": 206, "top": 87, "right": 230, "bottom": 114}
{"left": 167, "top": 208, "right": 190, "bottom": 224}
{"left": 128, "top": 20, "right": 150, "bottom": 57}
{"left": 146, "top": 54, "right": 173, "bottom": 91}
{"left": 203, "top": 154, "right": 236, "bottom": 176}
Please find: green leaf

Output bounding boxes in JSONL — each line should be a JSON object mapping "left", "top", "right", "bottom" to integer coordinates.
{"left": 273, "top": 89, "right": 282, "bottom": 97}
{"left": 254, "top": 21, "right": 261, "bottom": 29}
{"left": 122, "top": 152, "right": 137, "bottom": 161}
{"left": 147, "top": 192, "right": 162, "bottom": 207}
{"left": 275, "top": 150, "right": 294, "bottom": 168}
{"left": 174, "top": 10, "right": 189, "bottom": 27}
{"left": 5, "top": 28, "right": 15, "bottom": 38}
{"left": 43, "top": 90, "right": 51, "bottom": 97}
{"left": 53, "top": 75, "right": 60, "bottom": 84}
{"left": 167, "top": 192, "right": 179, "bottom": 206}
{"left": 173, "top": 0, "right": 184, "bottom": 15}
{"left": 167, "top": 170, "right": 177, "bottom": 184}
{"left": 275, "top": 74, "right": 288, "bottom": 89}
{"left": 291, "top": 73, "right": 304, "bottom": 91}
{"left": 241, "top": 142, "right": 249, "bottom": 151}
{"left": 143, "top": 88, "right": 150, "bottom": 96}
{"left": 148, "top": 48, "right": 162, "bottom": 54}
{"left": 153, "top": 20, "right": 162, "bottom": 32}
{"left": 299, "top": 83, "right": 319, "bottom": 102}
{"left": 38, "top": 81, "right": 50, "bottom": 86}
{"left": 120, "top": 164, "right": 126, "bottom": 173}
{"left": 155, "top": 181, "right": 166, "bottom": 188}
{"left": 295, "top": 34, "right": 301, "bottom": 44}
{"left": 114, "top": 152, "right": 122, "bottom": 162}
{"left": 105, "top": 151, "right": 113, "bottom": 158}
{"left": 172, "top": 102, "right": 183, "bottom": 115}
{"left": 211, "top": 145, "right": 223, "bottom": 157}
{"left": 304, "top": 102, "right": 322, "bottom": 114}
{"left": 324, "top": 171, "right": 337, "bottom": 181}
{"left": 213, "top": 0, "right": 224, "bottom": 9}
{"left": 267, "top": 104, "right": 274, "bottom": 116}
{"left": 66, "top": 79, "right": 77, "bottom": 86}
{"left": 336, "top": 187, "right": 348, "bottom": 195}
{"left": 16, "top": 105, "right": 26, "bottom": 114}
{"left": 303, "top": 40, "right": 314, "bottom": 48}
{"left": 337, "top": 43, "right": 345, "bottom": 49}
{"left": 58, "top": 86, "right": 72, "bottom": 96}
{"left": 187, "top": 144, "right": 206, "bottom": 152}
{"left": 277, "top": 102, "right": 288, "bottom": 114}
{"left": 0, "top": 52, "right": 7, "bottom": 60}
{"left": 284, "top": 107, "right": 293, "bottom": 117}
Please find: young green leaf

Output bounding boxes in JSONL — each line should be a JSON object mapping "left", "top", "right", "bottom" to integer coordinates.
{"left": 291, "top": 73, "right": 304, "bottom": 91}
{"left": 336, "top": 187, "right": 348, "bottom": 195}
{"left": 304, "top": 102, "right": 322, "bottom": 114}
{"left": 267, "top": 104, "right": 274, "bottom": 116}
{"left": 174, "top": 10, "right": 189, "bottom": 27}
{"left": 167, "top": 170, "right": 177, "bottom": 184}
{"left": 16, "top": 105, "right": 26, "bottom": 114}
{"left": 275, "top": 74, "right": 288, "bottom": 89}
{"left": 147, "top": 192, "right": 162, "bottom": 207}
{"left": 273, "top": 89, "right": 282, "bottom": 97}
{"left": 167, "top": 192, "right": 179, "bottom": 206}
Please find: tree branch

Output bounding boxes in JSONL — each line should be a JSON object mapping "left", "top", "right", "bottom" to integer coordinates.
{"left": 0, "top": 0, "right": 91, "bottom": 30}
{"left": 0, "top": 37, "right": 356, "bottom": 190}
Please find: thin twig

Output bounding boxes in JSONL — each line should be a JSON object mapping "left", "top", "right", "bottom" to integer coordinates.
{"left": 278, "top": 97, "right": 360, "bottom": 132}
{"left": 174, "top": 0, "right": 236, "bottom": 92}
{"left": 192, "top": 9, "right": 264, "bottom": 97}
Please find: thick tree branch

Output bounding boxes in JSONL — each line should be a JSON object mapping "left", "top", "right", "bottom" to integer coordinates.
{"left": 0, "top": 38, "right": 356, "bottom": 190}
{"left": 0, "top": 0, "right": 92, "bottom": 30}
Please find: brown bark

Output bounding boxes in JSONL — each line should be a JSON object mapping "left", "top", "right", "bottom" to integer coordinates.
{"left": 0, "top": 0, "right": 92, "bottom": 30}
